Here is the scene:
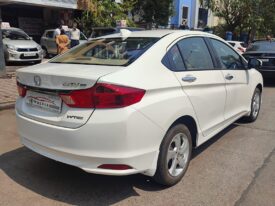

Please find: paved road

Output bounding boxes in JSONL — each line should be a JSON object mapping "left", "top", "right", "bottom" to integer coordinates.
{"left": 0, "top": 81, "right": 275, "bottom": 206}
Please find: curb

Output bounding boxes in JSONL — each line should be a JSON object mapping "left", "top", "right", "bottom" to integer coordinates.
{"left": 0, "top": 102, "right": 15, "bottom": 111}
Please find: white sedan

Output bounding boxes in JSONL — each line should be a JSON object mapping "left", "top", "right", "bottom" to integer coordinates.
{"left": 16, "top": 30, "right": 263, "bottom": 186}
{"left": 227, "top": 40, "right": 247, "bottom": 54}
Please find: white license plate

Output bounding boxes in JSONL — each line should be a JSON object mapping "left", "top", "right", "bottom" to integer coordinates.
{"left": 258, "top": 59, "right": 269, "bottom": 62}
{"left": 24, "top": 53, "right": 36, "bottom": 57}
{"left": 26, "top": 91, "right": 62, "bottom": 113}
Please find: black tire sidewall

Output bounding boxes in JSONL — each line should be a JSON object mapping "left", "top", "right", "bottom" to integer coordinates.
{"left": 154, "top": 124, "right": 192, "bottom": 186}
{"left": 249, "top": 88, "right": 261, "bottom": 122}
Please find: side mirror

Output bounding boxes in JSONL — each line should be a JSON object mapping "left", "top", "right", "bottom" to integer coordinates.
{"left": 248, "top": 58, "right": 262, "bottom": 69}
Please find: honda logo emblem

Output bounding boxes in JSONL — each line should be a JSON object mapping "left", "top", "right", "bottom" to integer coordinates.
{"left": 34, "top": 75, "right": 41, "bottom": 86}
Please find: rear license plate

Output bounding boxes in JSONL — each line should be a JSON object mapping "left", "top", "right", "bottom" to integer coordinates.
{"left": 24, "top": 53, "right": 36, "bottom": 57}
{"left": 26, "top": 91, "right": 62, "bottom": 113}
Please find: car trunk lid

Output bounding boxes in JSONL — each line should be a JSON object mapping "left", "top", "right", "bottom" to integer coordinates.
{"left": 16, "top": 63, "right": 123, "bottom": 128}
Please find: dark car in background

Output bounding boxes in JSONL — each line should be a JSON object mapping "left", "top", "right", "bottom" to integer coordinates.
{"left": 243, "top": 40, "right": 275, "bottom": 77}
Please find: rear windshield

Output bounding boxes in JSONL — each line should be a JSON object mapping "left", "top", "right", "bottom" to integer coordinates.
{"left": 50, "top": 37, "right": 160, "bottom": 66}
{"left": 247, "top": 41, "right": 275, "bottom": 52}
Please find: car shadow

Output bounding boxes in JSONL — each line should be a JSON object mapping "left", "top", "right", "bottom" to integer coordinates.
{"left": 0, "top": 124, "right": 237, "bottom": 205}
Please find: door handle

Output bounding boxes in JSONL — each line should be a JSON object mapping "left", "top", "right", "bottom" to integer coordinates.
{"left": 182, "top": 75, "right": 197, "bottom": 83}
{"left": 225, "top": 74, "right": 234, "bottom": 80}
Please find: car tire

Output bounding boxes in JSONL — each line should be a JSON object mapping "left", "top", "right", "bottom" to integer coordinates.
{"left": 42, "top": 47, "right": 48, "bottom": 58}
{"left": 242, "top": 88, "right": 261, "bottom": 123}
{"left": 153, "top": 124, "right": 192, "bottom": 186}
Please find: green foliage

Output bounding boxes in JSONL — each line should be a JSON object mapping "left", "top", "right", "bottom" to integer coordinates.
{"left": 76, "top": 0, "right": 136, "bottom": 36}
{"left": 133, "top": 0, "right": 174, "bottom": 28}
{"left": 200, "top": 0, "right": 275, "bottom": 39}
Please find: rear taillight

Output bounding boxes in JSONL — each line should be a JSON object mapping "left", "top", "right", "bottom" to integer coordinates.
{"left": 60, "top": 88, "right": 95, "bottom": 108}
{"left": 17, "top": 82, "right": 27, "bottom": 97}
{"left": 60, "top": 83, "right": 145, "bottom": 109}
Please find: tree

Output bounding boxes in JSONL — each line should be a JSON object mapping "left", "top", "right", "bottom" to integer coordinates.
{"left": 76, "top": 0, "right": 136, "bottom": 36}
{"left": 133, "top": 0, "right": 174, "bottom": 28}
{"left": 200, "top": 0, "right": 275, "bottom": 39}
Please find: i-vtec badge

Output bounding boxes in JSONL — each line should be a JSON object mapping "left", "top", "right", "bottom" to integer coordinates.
{"left": 63, "top": 82, "right": 87, "bottom": 88}
{"left": 67, "top": 115, "right": 84, "bottom": 120}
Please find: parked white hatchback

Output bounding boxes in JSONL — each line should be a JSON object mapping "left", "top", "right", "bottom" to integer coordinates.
{"left": 16, "top": 30, "right": 263, "bottom": 186}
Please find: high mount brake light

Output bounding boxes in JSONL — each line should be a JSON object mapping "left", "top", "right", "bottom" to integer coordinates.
{"left": 60, "top": 83, "right": 145, "bottom": 109}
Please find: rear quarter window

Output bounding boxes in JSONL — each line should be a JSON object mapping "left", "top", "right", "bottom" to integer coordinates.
{"left": 162, "top": 45, "right": 185, "bottom": 71}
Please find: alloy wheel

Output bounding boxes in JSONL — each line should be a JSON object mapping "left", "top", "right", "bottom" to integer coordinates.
{"left": 252, "top": 92, "right": 260, "bottom": 119}
{"left": 167, "top": 133, "right": 190, "bottom": 177}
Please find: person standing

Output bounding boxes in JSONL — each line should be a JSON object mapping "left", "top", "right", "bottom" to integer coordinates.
{"left": 56, "top": 29, "right": 70, "bottom": 54}
{"left": 70, "top": 22, "right": 81, "bottom": 48}
{"left": 266, "top": 35, "right": 272, "bottom": 42}
{"left": 54, "top": 20, "right": 65, "bottom": 39}
{"left": 179, "top": 19, "right": 189, "bottom": 30}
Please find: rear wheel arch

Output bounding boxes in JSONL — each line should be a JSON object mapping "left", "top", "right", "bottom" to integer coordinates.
{"left": 256, "top": 83, "right": 263, "bottom": 93}
{"left": 168, "top": 115, "right": 198, "bottom": 148}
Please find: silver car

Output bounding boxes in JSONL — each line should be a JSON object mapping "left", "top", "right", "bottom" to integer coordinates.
{"left": 40, "top": 29, "right": 88, "bottom": 57}
{"left": 2, "top": 28, "right": 43, "bottom": 63}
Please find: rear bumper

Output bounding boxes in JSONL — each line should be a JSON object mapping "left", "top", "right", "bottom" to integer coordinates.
{"left": 16, "top": 107, "right": 163, "bottom": 176}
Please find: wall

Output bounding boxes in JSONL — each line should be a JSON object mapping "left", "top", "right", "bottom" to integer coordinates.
{"left": 170, "top": 0, "right": 193, "bottom": 28}
{"left": 171, "top": 0, "right": 219, "bottom": 29}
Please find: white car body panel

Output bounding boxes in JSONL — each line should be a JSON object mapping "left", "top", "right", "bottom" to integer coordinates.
{"left": 174, "top": 70, "right": 226, "bottom": 137}
{"left": 16, "top": 30, "right": 263, "bottom": 177}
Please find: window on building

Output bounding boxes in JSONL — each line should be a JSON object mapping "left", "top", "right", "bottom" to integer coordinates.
{"left": 198, "top": 8, "right": 208, "bottom": 28}
{"left": 182, "top": 6, "right": 188, "bottom": 19}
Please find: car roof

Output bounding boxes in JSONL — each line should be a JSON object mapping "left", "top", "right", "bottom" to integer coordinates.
{"left": 97, "top": 29, "right": 215, "bottom": 38}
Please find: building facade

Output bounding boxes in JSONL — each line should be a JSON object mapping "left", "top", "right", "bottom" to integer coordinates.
{"left": 170, "top": 0, "right": 219, "bottom": 29}
{"left": 0, "top": 0, "right": 82, "bottom": 41}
